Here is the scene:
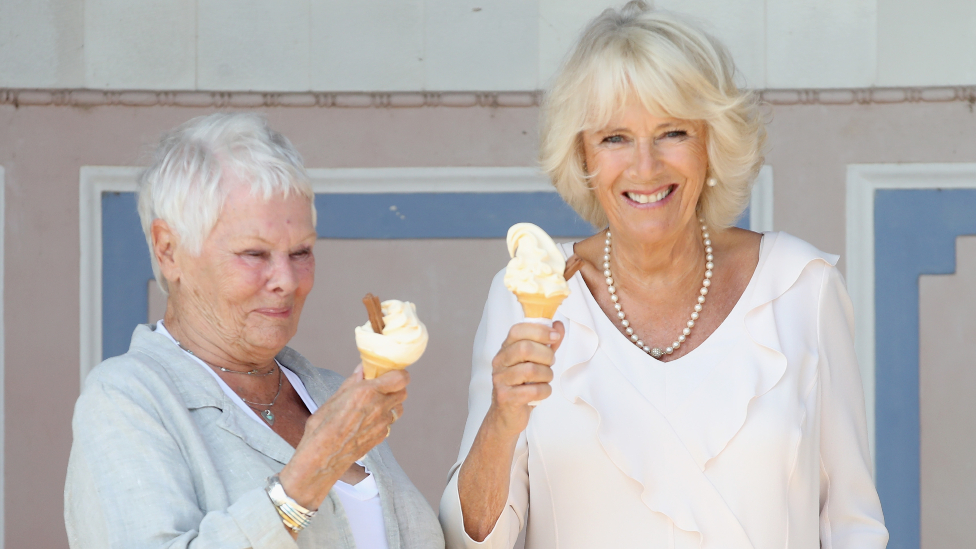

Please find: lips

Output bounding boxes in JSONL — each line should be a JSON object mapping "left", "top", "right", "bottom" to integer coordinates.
{"left": 255, "top": 307, "right": 292, "bottom": 318}
{"left": 624, "top": 184, "right": 675, "bottom": 205}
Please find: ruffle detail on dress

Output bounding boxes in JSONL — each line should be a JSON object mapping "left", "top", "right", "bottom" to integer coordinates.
{"left": 555, "top": 233, "right": 838, "bottom": 549}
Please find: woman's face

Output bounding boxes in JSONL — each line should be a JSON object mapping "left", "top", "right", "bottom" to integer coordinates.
{"left": 581, "top": 101, "right": 709, "bottom": 243}
{"left": 175, "top": 181, "right": 317, "bottom": 359}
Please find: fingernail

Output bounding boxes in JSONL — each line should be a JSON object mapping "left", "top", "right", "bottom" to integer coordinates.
{"left": 550, "top": 331, "right": 560, "bottom": 341}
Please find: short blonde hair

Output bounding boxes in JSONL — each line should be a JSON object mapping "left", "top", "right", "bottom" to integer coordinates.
{"left": 137, "top": 113, "right": 316, "bottom": 294}
{"left": 540, "top": 1, "right": 766, "bottom": 229}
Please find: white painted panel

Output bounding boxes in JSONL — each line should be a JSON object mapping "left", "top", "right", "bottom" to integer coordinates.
{"left": 310, "top": 0, "right": 424, "bottom": 91}
{"left": 85, "top": 0, "right": 196, "bottom": 89}
{"left": 424, "top": 0, "right": 538, "bottom": 91}
{"left": 877, "top": 0, "right": 976, "bottom": 87}
{"left": 655, "top": 0, "right": 766, "bottom": 89}
{"left": 766, "top": 0, "right": 876, "bottom": 88}
{"left": 538, "top": 0, "right": 616, "bottom": 87}
{"left": 0, "top": 0, "right": 83, "bottom": 87}
{"left": 197, "top": 0, "right": 310, "bottom": 91}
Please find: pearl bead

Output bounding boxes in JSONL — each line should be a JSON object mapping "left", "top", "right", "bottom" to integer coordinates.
{"left": 698, "top": 296, "right": 706, "bottom": 303}
{"left": 705, "top": 247, "right": 713, "bottom": 254}
{"left": 603, "top": 254, "right": 610, "bottom": 261}
{"left": 636, "top": 340, "right": 643, "bottom": 347}
{"left": 610, "top": 294, "right": 618, "bottom": 303}
{"left": 608, "top": 285, "right": 615, "bottom": 294}
{"left": 694, "top": 304, "right": 702, "bottom": 312}
{"left": 705, "top": 270, "right": 712, "bottom": 278}
{"left": 706, "top": 262, "right": 714, "bottom": 270}
{"left": 643, "top": 346, "right": 651, "bottom": 353}
{"left": 606, "top": 231, "right": 612, "bottom": 237}
{"left": 702, "top": 232, "right": 710, "bottom": 239}
{"left": 625, "top": 327, "right": 634, "bottom": 335}
{"left": 665, "top": 347, "right": 673, "bottom": 354}
{"left": 687, "top": 320, "right": 695, "bottom": 328}
{"left": 700, "top": 287, "right": 708, "bottom": 295}
{"left": 621, "top": 319, "right": 629, "bottom": 327}
{"left": 605, "top": 239, "right": 611, "bottom": 246}
{"left": 673, "top": 341, "right": 681, "bottom": 349}
{"left": 603, "top": 262, "right": 610, "bottom": 269}
{"left": 614, "top": 303, "right": 622, "bottom": 311}
{"left": 706, "top": 254, "right": 713, "bottom": 262}
{"left": 691, "top": 312, "right": 699, "bottom": 320}
{"left": 617, "top": 311, "right": 625, "bottom": 319}
{"left": 703, "top": 279, "right": 711, "bottom": 287}
{"left": 704, "top": 239, "right": 711, "bottom": 246}
{"left": 604, "top": 247, "right": 610, "bottom": 254}
{"left": 678, "top": 335, "right": 686, "bottom": 342}
{"left": 603, "top": 269, "right": 611, "bottom": 277}
{"left": 605, "top": 277, "right": 613, "bottom": 286}
{"left": 630, "top": 334, "right": 639, "bottom": 342}
{"left": 682, "top": 327, "right": 691, "bottom": 336}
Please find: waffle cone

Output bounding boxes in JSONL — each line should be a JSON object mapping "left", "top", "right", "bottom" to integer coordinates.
{"left": 516, "top": 292, "right": 567, "bottom": 320}
{"left": 359, "top": 348, "right": 408, "bottom": 380}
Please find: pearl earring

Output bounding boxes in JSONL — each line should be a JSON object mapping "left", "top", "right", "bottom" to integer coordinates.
{"left": 707, "top": 177, "right": 717, "bottom": 187}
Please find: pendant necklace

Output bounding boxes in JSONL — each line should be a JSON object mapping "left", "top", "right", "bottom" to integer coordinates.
{"left": 604, "top": 218, "right": 714, "bottom": 360}
{"left": 239, "top": 365, "right": 283, "bottom": 426}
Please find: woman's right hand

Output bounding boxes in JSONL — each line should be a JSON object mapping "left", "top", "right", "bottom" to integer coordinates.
{"left": 456, "top": 321, "right": 564, "bottom": 541}
{"left": 486, "top": 321, "right": 565, "bottom": 435}
{"left": 277, "top": 367, "right": 409, "bottom": 510}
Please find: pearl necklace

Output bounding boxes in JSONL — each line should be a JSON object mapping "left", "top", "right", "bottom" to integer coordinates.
{"left": 603, "top": 219, "right": 714, "bottom": 360}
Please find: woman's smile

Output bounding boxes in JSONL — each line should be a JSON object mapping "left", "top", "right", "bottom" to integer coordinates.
{"left": 622, "top": 183, "right": 677, "bottom": 207}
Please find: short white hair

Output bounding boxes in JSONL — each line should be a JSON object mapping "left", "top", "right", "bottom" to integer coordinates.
{"left": 137, "top": 112, "right": 316, "bottom": 294}
{"left": 540, "top": 1, "right": 766, "bottom": 229}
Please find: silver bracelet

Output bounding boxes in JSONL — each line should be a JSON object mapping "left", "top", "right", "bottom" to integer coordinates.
{"left": 265, "top": 474, "right": 317, "bottom": 533}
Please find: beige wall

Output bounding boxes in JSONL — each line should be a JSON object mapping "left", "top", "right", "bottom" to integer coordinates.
{"left": 919, "top": 236, "right": 976, "bottom": 549}
{"left": 2, "top": 92, "right": 976, "bottom": 547}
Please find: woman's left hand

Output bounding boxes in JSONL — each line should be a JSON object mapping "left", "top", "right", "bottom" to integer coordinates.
{"left": 277, "top": 366, "right": 408, "bottom": 510}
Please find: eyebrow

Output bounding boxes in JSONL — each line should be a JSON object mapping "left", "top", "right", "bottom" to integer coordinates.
{"left": 598, "top": 121, "right": 683, "bottom": 134}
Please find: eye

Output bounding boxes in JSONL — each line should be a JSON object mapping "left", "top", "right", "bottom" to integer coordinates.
{"left": 601, "top": 134, "right": 625, "bottom": 144}
{"left": 240, "top": 250, "right": 269, "bottom": 259}
{"left": 290, "top": 248, "right": 312, "bottom": 259}
{"left": 662, "top": 129, "right": 688, "bottom": 139}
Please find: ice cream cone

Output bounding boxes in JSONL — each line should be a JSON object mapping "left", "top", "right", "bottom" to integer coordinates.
{"left": 516, "top": 292, "right": 566, "bottom": 320}
{"left": 359, "top": 348, "right": 407, "bottom": 380}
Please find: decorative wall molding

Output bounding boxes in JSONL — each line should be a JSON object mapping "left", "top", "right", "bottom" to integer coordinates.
{"left": 5, "top": 87, "right": 976, "bottom": 109}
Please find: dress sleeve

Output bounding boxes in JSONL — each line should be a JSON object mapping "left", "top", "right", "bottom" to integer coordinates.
{"left": 816, "top": 265, "right": 889, "bottom": 549}
{"left": 64, "top": 377, "right": 297, "bottom": 549}
{"left": 440, "top": 270, "right": 528, "bottom": 549}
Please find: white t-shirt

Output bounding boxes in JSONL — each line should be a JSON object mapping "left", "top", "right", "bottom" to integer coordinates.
{"left": 155, "top": 321, "right": 389, "bottom": 549}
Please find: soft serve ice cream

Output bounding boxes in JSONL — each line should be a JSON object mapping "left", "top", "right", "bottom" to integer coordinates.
{"left": 355, "top": 299, "right": 429, "bottom": 379}
{"left": 505, "top": 223, "right": 571, "bottom": 321}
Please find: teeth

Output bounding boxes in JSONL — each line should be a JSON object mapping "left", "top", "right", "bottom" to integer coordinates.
{"left": 626, "top": 187, "right": 672, "bottom": 204}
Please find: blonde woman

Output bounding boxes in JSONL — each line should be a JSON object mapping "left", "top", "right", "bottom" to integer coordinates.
{"left": 439, "top": 3, "right": 887, "bottom": 548}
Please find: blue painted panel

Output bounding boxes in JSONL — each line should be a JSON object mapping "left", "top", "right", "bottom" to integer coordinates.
{"left": 874, "top": 188, "right": 976, "bottom": 549}
{"left": 735, "top": 204, "right": 751, "bottom": 230}
{"left": 314, "top": 192, "right": 594, "bottom": 238}
{"left": 102, "top": 192, "right": 154, "bottom": 360}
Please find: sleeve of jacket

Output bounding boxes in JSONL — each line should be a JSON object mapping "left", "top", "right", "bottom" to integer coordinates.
{"left": 64, "top": 373, "right": 298, "bottom": 549}
{"left": 816, "top": 264, "right": 889, "bottom": 549}
{"left": 440, "top": 269, "right": 528, "bottom": 549}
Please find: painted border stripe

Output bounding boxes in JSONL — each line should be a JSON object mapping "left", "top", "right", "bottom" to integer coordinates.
{"left": 874, "top": 188, "right": 976, "bottom": 549}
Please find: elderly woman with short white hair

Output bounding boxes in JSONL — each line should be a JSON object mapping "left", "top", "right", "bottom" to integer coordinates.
{"left": 65, "top": 113, "right": 444, "bottom": 548}
{"left": 440, "top": 3, "right": 887, "bottom": 548}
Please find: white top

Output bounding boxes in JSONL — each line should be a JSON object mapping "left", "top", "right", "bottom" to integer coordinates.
{"left": 154, "top": 321, "right": 389, "bottom": 549}
{"left": 439, "top": 232, "right": 888, "bottom": 549}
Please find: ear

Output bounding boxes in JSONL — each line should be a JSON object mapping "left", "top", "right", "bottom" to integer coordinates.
{"left": 151, "top": 219, "right": 182, "bottom": 286}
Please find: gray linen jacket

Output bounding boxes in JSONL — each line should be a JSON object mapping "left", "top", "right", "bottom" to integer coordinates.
{"left": 65, "top": 324, "right": 444, "bottom": 549}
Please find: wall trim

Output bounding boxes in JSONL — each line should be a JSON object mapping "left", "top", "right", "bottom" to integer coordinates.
{"left": 0, "top": 165, "right": 5, "bottom": 549}
{"left": 6, "top": 86, "right": 976, "bottom": 109}
{"left": 750, "top": 166, "right": 774, "bottom": 232}
{"left": 846, "top": 163, "right": 976, "bottom": 465}
{"left": 79, "top": 166, "right": 558, "bottom": 380}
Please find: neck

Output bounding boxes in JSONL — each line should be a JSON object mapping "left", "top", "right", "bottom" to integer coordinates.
{"left": 163, "top": 296, "right": 277, "bottom": 375}
{"left": 608, "top": 219, "right": 705, "bottom": 292}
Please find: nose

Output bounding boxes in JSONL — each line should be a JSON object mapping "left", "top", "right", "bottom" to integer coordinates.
{"left": 627, "top": 137, "right": 659, "bottom": 181}
{"left": 267, "top": 253, "right": 299, "bottom": 295}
